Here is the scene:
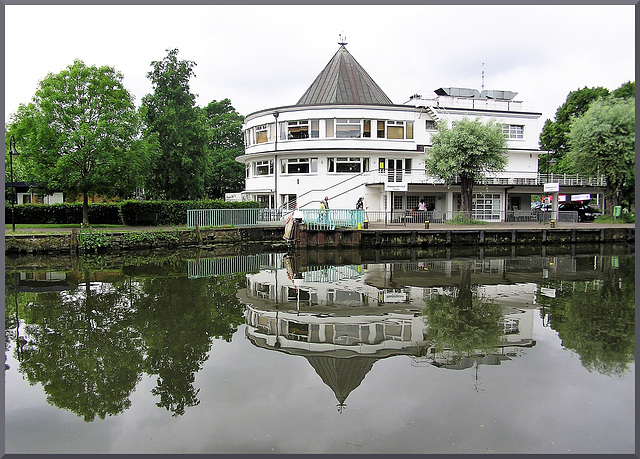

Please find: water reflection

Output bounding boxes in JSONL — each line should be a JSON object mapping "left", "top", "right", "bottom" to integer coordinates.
{"left": 4, "top": 246, "right": 635, "bottom": 424}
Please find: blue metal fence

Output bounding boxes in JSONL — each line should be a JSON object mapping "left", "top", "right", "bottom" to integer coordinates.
{"left": 187, "top": 208, "right": 289, "bottom": 228}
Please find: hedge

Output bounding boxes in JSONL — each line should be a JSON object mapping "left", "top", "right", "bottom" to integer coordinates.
{"left": 119, "top": 200, "right": 260, "bottom": 226}
{"left": 5, "top": 200, "right": 260, "bottom": 226}
{"left": 5, "top": 203, "right": 122, "bottom": 224}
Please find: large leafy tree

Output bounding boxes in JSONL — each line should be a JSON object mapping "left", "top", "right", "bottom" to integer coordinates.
{"left": 425, "top": 117, "right": 507, "bottom": 214}
{"left": 538, "top": 85, "right": 632, "bottom": 174}
{"left": 567, "top": 97, "right": 634, "bottom": 213}
{"left": 142, "top": 48, "right": 207, "bottom": 200}
{"left": 202, "top": 99, "right": 245, "bottom": 198}
{"left": 6, "top": 60, "right": 146, "bottom": 224}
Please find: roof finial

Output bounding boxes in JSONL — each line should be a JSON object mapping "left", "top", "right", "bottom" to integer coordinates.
{"left": 338, "top": 32, "right": 347, "bottom": 46}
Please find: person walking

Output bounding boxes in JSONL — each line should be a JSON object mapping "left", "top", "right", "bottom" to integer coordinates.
{"left": 356, "top": 197, "right": 364, "bottom": 210}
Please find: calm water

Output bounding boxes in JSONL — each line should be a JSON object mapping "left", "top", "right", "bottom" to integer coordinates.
{"left": 5, "top": 245, "right": 635, "bottom": 454}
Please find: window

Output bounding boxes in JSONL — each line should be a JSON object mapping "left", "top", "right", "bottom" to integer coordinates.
{"left": 393, "top": 195, "right": 403, "bottom": 210}
{"left": 503, "top": 124, "right": 524, "bottom": 139}
{"left": 405, "top": 158, "right": 412, "bottom": 174}
{"left": 255, "top": 124, "right": 268, "bottom": 144}
{"left": 387, "top": 121, "right": 404, "bottom": 139}
{"left": 328, "top": 157, "right": 368, "bottom": 173}
{"left": 326, "top": 119, "right": 334, "bottom": 137}
{"left": 254, "top": 160, "right": 273, "bottom": 176}
{"left": 406, "top": 195, "right": 419, "bottom": 210}
{"left": 363, "top": 120, "right": 371, "bottom": 138}
{"left": 245, "top": 165, "right": 250, "bottom": 178}
{"left": 287, "top": 121, "right": 309, "bottom": 139}
{"left": 281, "top": 158, "right": 317, "bottom": 174}
{"left": 310, "top": 120, "right": 319, "bottom": 138}
{"left": 426, "top": 120, "right": 437, "bottom": 130}
{"left": 406, "top": 121, "right": 414, "bottom": 139}
{"left": 377, "top": 120, "right": 385, "bottom": 138}
{"left": 336, "top": 119, "right": 361, "bottom": 138}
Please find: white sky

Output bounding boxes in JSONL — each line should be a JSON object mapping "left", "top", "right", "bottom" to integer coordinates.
{"left": 4, "top": 4, "right": 636, "bottom": 141}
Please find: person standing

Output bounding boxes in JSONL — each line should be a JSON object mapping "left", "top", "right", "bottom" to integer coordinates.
{"left": 323, "top": 196, "right": 330, "bottom": 209}
{"left": 356, "top": 197, "right": 364, "bottom": 210}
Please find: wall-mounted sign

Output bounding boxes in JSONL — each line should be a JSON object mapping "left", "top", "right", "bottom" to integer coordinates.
{"left": 225, "top": 193, "right": 242, "bottom": 202}
{"left": 571, "top": 193, "right": 591, "bottom": 202}
{"left": 385, "top": 182, "right": 408, "bottom": 192}
{"left": 543, "top": 183, "right": 560, "bottom": 193}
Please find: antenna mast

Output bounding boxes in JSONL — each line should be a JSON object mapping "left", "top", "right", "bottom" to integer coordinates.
{"left": 481, "top": 62, "right": 485, "bottom": 91}
{"left": 338, "top": 32, "right": 347, "bottom": 46}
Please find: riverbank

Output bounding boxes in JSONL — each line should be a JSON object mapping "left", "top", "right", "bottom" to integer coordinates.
{"left": 4, "top": 221, "right": 635, "bottom": 255}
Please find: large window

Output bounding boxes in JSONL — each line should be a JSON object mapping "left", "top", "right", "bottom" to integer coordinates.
{"left": 255, "top": 125, "right": 268, "bottom": 144}
{"left": 503, "top": 124, "right": 524, "bottom": 139}
{"left": 254, "top": 160, "right": 273, "bottom": 176}
{"left": 336, "top": 119, "right": 361, "bottom": 138}
{"left": 328, "top": 157, "right": 368, "bottom": 173}
{"left": 281, "top": 158, "right": 318, "bottom": 174}
{"left": 387, "top": 121, "right": 414, "bottom": 139}
{"left": 287, "top": 121, "right": 309, "bottom": 139}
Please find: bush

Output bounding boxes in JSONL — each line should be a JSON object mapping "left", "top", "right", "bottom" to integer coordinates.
{"left": 445, "top": 214, "right": 489, "bottom": 225}
{"left": 595, "top": 213, "right": 635, "bottom": 223}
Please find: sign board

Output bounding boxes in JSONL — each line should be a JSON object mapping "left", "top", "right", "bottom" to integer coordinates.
{"left": 385, "top": 182, "right": 408, "bottom": 192}
{"left": 571, "top": 194, "right": 591, "bottom": 202}
{"left": 543, "top": 183, "right": 560, "bottom": 193}
{"left": 224, "top": 193, "right": 242, "bottom": 202}
{"left": 559, "top": 194, "right": 567, "bottom": 202}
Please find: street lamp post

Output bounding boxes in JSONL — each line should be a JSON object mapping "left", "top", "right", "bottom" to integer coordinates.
{"left": 273, "top": 111, "right": 279, "bottom": 211}
{"left": 8, "top": 135, "right": 18, "bottom": 232}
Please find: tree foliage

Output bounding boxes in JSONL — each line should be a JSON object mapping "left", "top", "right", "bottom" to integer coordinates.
{"left": 424, "top": 117, "right": 507, "bottom": 213}
{"left": 567, "top": 97, "right": 635, "bottom": 212}
{"left": 5, "top": 60, "right": 147, "bottom": 224}
{"left": 142, "top": 48, "right": 207, "bottom": 200}
{"left": 539, "top": 83, "right": 633, "bottom": 174}
{"left": 202, "top": 99, "right": 245, "bottom": 198}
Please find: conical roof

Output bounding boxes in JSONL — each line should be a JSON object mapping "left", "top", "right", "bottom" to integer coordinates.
{"left": 296, "top": 45, "right": 393, "bottom": 106}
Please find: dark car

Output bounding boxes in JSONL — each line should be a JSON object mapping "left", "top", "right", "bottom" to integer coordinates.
{"left": 558, "top": 203, "right": 602, "bottom": 222}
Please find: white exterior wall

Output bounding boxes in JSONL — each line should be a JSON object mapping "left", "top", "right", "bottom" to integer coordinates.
{"left": 238, "top": 94, "right": 543, "bottom": 214}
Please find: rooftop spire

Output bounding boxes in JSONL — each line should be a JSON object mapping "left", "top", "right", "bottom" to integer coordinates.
{"left": 338, "top": 32, "right": 347, "bottom": 46}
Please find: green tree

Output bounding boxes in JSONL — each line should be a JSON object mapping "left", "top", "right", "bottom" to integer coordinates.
{"left": 567, "top": 97, "right": 635, "bottom": 213}
{"left": 611, "top": 81, "right": 635, "bottom": 99}
{"left": 6, "top": 60, "right": 147, "bottom": 224}
{"left": 539, "top": 86, "right": 610, "bottom": 173}
{"left": 424, "top": 117, "right": 507, "bottom": 214}
{"left": 203, "top": 99, "right": 245, "bottom": 199}
{"left": 142, "top": 48, "right": 207, "bottom": 200}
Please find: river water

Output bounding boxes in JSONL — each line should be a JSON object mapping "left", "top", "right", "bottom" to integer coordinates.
{"left": 4, "top": 244, "right": 635, "bottom": 454}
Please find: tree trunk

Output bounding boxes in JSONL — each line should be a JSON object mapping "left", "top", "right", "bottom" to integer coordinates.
{"left": 83, "top": 193, "right": 90, "bottom": 226}
{"left": 460, "top": 175, "right": 474, "bottom": 217}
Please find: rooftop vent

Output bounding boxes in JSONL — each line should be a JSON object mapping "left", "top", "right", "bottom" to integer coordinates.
{"left": 480, "top": 90, "right": 518, "bottom": 100}
{"left": 434, "top": 87, "right": 480, "bottom": 98}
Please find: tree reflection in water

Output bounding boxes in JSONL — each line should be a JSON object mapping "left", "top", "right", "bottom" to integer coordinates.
{"left": 6, "top": 257, "right": 246, "bottom": 421}
{"left": 422, "top": 260, "right": 505, "bottom": 360}
{"left": 541, "top": 255, "right": 635, "bottom": 376}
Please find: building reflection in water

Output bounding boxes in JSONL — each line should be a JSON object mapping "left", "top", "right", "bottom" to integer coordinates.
{"left": 240, "top": 254, "right": 536, "bottom": 412}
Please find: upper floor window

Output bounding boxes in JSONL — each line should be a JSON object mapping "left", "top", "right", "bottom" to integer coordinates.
{"left": 255, "top": 125, "right": 268, "bottom": 144}
{"left": 503, "top": 124, "right": 524, "bottom": 139}
{"left": 387, "top": 121, "right": 414, "bottom": 139}
{"left": 254, "top": 160, "right": 273, "bottom": 176}
{"left": 336, "top": 119, "right": 362, "bottom": 138}
{"left": 281, "top": 158, "right": 318, "bottom": 174}
{"left": 287, "top": 121, "right": 309, "bottom": 139}
{"left": 425, "top": 120, "right": 437, "bottom": 130}
{"left": 328, "top": 157, "right": 369, "bottom": 173}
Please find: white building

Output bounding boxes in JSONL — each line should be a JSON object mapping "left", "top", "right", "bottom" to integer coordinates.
{"left": 237, "top": 43, "right": 602, "bottom": 220}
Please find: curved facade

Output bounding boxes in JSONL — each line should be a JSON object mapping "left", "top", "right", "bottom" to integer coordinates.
{"left": 237, "top": 44, "right": 557, "bottom": 219}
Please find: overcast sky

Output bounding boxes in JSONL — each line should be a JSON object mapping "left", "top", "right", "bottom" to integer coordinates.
{"left": 4, "top": 4, "right": 635, "bottom": 139}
